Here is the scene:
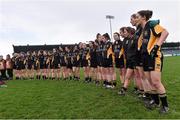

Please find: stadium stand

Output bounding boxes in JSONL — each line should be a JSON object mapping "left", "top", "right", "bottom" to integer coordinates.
{"left": 161, "top": 42, "right": 180, "bottom": 56}
{"left": 13, "top": 42, "right": 180, "bottom": 56}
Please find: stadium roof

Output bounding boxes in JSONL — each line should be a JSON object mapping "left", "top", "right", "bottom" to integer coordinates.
{"left": 13, "top": 44, "right": 76, "bottom": 53}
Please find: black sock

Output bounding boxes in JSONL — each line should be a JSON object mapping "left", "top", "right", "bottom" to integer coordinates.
{"left": 96, "top": 80, "right": 99, "bottom": 84}
{"left": 89, "top": 77, "right": 92, "bottom": 82}
{"left": 159, "top": 93, "right": 168, "bottom": 107}
{"left": 134, "top": 87, "right": 138, "bottom": 91}
{"left": 151, "top": 94, "right": 160, "bottom": 105}
{"left": 145, "top": 93, "right": 151, "bottom": 98}
{"left": 113, "top": 82, "right": 117, "bottom": 86}
{"left": 108, "top": 82, "right": 111, "bottom": 85}
{"left": 103, "top": 81, "right": 105, "bottom": 84}
{"left": 105, "top": 81, "right": 108, "bottom": 85}
{"left": 106, "top": 81, "right": 109, "bottom": 85}
{"left": 122, "top": 87, "right": 127, "bottom": 91}
{"left": 108, "top": 81, "right": 111, "bottom": 85}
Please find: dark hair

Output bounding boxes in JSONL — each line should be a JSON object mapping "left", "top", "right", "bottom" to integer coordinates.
{"left": 114, "top": 32, "right": 120, "bottom": 37}
{"left": 120, "top": 27, "right": 126, "bottom": 32}
{"left": 130, "top": 27, "right": 135, "bottom": 35}
{"left": 96, "top": 33, "right": 101, "bottom": 39}
{"left": 102, "top": 33, "right": 110, "bottom": 40}
{"left": 137, "top": 10, "right": 153, "bottom": 21}
{"left": 125, "top": 27, "right": 135, "bottom": 35}
{"left": 131, "top": 14, "right": 137, "bottom": 19}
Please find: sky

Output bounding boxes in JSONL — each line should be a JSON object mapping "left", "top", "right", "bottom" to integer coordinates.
{"left": 0, "top": 0, "right": 180, "bottom": 57}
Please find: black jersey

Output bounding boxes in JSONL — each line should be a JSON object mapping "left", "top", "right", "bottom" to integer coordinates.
{"left": 142, "top": 21, "right": 163, "bottom": 54}
{"left": 113, "top": 40, "right": 122, "bottom": 58}
{"left": 53, "top": 52, "right": 60, "bottom": 68}
{"left": 134, "top": 25, "right": 143, "bottom": 51}
{"left": 96, "top": 41, "right": 104, "bottom": 57}
{"left": 102, "top": 40, "right": 112, "bottom": 58}
{"left": 79, "top": 48, "right": 89, "bottom": 67}
{"left": 78, "top": 48, "right": 83, "bottom": 61}
{"left": 65, "top": 51, "right": 73, "bottom": 69}
{"left": 33, "top": 56, "right": 40, "bottom": 70}
{"left": 122, "top": 38, "right": 129, "bottom": 59}
{"left": 59, "top": 51, "right": 66, "bottom": 66}
{"left": 126, "top": 37, "right": 138, "bottom": 60}
{"left": 46, "top": 56, "right": 53, "bottom": 69}
{"left": 90, "top": 47, "right": 97, "bottom": 61}
{"left": 95, "top": 41, "right": 104, "bottom": 66}
{"left": 66, "top": 51, "right": 73, "bottom": 64}
{"left": 21, "top": 57, "right": 26, "bottom": 69}
{"left": 82, "top": 48, "right": 88, "bottom": 60}
{"left": 90, "top": 46, "right": 97, "bottom": 67}
{"left": 43, "top": 55, "right": 48, "bottom": 68}
{"left": 11, "top": 57, "right": 16, "bottom": 69}
{"left": 39, "top": 54, "right": 44, "bottom": 69}
{"left": 14, "top": 58, "right": 20, "bottom": 70}
{"left": 26, "top": 56, "right": 33, "bottom": 69}
{"left": 16, "top": 57, "right": 25, "bottom": 70}
{"left": 72, "top": 49, "right": 79, "bottom": 65}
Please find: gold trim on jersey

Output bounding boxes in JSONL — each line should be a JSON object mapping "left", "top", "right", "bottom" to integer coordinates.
{"left": 147, "top": 25, "right": 164, "bottom": 54}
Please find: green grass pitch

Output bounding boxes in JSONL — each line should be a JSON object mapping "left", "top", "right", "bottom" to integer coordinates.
{"left": 0, "top": 56, "right": 180, "bottom": 119}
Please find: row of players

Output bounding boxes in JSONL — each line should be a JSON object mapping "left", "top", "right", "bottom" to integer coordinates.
{"left": 0, "top": 10, "right": 169, "bottom": 114}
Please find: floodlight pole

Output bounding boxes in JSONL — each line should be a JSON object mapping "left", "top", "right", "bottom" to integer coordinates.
{"left": 106, "top": 15, "right": 114, "bottom": 42}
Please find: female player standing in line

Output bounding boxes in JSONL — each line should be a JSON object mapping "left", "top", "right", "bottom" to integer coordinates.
{"left": 137, "top": 10, "right": 169, "bottom": 113}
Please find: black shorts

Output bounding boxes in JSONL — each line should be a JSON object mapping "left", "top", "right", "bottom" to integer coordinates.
{"left": 67, "top": 63, "right": 72, "bottom": 69}
{"left": 33, "top": 65, "right": 39, "bottom": 70}
{"left": 44, "top": 65, "right": 48, "bottom": 69}
{"left": 126, "top": 59, "right": 137, "bottom": 69}
{"left": 142, "top": 51, "right": 163, "bottom": 72}
{"left": 90, "top": 59, "right": 97, "bottom": 68}
{"left": 60, "top": 58, "right": 66, "bottom": 67}
{"left": 76, "top": 60, "right": 80, "bottom": 67}
{"left": 16, "top": 64, "right": 24, "bottom": 70}
{"left": 136, "top": 51, "right": 143, "bottom": 67}
{"left": 27, "top": 65, "right": 32, "bottom": 70}
{"left": 54, "top": 65, "right": 59, "bottom": 69}
{"left": 103, "top": 57, "right": 113, "bottom": 68}
{"left": 40, "top": 65, "right": 44, "bottom": 69}
{"left": 60, "top": 62, "right": 66, "bottom": 67}
{"left": 16, "top": 67, "right": 21, "bottom": 70}
{"left": 97, "top": 55, "right": 103, "bottom": 67}
{"left": 115, "top": 56, "right": 124, "bottom": 68}
{"left": 73, "top": 60, "right": 80, "bottom": 67}
{"left": 81, "top": 59, "right": 88, "bottom": 67}
{"left": 22, "top": 65, "right": 25, "bottom": 69}
{"left": 13, "top": 65, "right": 16, "bottom": 69}
{"left": 27, "top": 63, "right": 33, "bottom": 69}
